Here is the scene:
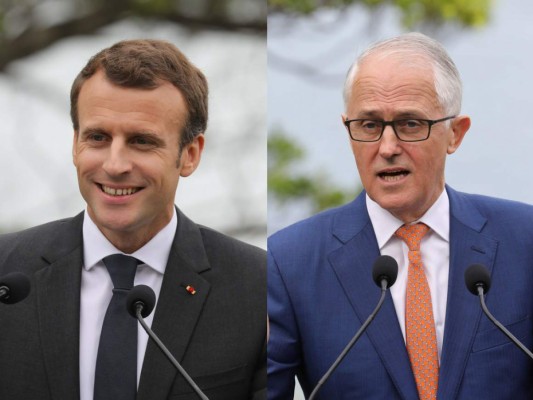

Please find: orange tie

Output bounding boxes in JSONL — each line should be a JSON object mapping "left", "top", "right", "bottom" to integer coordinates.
{"left": 395, "top": 223, "right": 438, "bottom": 400}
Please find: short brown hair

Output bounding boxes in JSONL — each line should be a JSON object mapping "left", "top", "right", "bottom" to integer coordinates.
{"left": 70, "top": 39, "right": 208, "bottom": 147}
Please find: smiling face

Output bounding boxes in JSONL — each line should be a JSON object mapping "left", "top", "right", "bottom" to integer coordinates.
{"left": 343, "top": 55, "right": 470, "bottom": 223}
{"left": 73, "top": 70, "right": 203, "bottom": 252}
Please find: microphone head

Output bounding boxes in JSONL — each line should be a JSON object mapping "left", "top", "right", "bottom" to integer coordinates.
{"left": 465, "top": 264, "right": 491, "bottom": 295}
{"left": 0, "top": 272, "right": 31, "bottom": 304}
{"left": 372, "top": 255, "right": 398, "bottom": 289}
{"left": 126, "top": 285, "right": 156, "bottom": 318}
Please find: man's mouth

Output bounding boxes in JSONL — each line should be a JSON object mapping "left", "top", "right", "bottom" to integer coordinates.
{"left": 377, "top": 169, "right": 410, "bottom": 182}
{"left": 99, "top": 184, "right": 141, "bottom": 196}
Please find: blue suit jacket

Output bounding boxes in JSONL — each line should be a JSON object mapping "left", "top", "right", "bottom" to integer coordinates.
{"left": 268, "top": 186, "right": 533, "bottom": 399}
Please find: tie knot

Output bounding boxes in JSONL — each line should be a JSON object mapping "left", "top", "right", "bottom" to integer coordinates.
{"left": 395, "top": 223, "right": 430, "bottom": 252}
{"left": 103, "top": 254, "right": 138, "bottom": 290}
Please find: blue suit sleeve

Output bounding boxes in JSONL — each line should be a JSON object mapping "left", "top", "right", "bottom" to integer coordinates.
{"left": 267, "top": 246, "right": 301, "bottom": 400}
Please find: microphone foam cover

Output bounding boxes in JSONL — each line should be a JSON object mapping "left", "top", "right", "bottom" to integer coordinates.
{"left": 465, "top": 264, "right": 491, "bottom": 295}
{"left": 127, "top": 284, "right": 156, "bottom": 318}
{"left": 372, "top": 255, "right": 398, "bottom": 288}
{"left": 0, "top": 272, "right": 31, "bottom": 304}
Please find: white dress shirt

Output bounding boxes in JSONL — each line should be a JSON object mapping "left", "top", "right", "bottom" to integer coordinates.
{"left": 79, "top": 210, "right": 177, "bottom": 400}
{"left": 366, "top": 190, "right": 450, "bottom": 362}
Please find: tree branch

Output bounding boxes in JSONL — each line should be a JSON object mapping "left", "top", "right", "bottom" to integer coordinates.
{"left": 0, "top": 3, "right": 265, "bottom": 71}
{"left": 152, "top": 12, "right": 266, "bottom": 33}
{"left": 0, "top": 5, "right": 126, "bottom": 71}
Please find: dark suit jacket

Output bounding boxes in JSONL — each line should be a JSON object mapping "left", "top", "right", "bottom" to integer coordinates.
{"left": 0, "top": 208, "right": 266, "bottom": 400}
{"left": 268, "top": 186, "right": 533, "bottom": 399}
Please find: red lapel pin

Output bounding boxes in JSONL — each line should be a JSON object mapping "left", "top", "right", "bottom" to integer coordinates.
{"left": 181, "top": 283, "right": 196, "bottom": 295}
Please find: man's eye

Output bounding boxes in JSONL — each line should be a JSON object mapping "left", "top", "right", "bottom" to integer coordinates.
{"left": 89, "top": 133, "right": 107, "bottom": 142}
{"left": 132, "top": 137, "right": 155, "bottom": 146}
{"left": 398, "top": 119, "right": 423, "bottom": 128}
{"left": 360, "top": 120, "right": 382, "bottom": 131}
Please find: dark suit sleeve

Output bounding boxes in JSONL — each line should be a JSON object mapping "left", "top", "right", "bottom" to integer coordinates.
{"left": 250, "top": 339, "right": 267, "bottom": 400}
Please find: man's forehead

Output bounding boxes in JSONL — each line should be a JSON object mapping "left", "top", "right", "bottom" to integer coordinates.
{"left": 347, "top": 60, "right": 441, "bottom": 116}
{"left": 351, "top": 69, "right": 436, "bottom": 100}
{"left": 358, "top": 51, "right": 434, "bottom": 78}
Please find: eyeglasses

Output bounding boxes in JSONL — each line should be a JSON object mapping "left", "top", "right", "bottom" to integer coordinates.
{"left": 343, "top": 116, "right": 456, "bottom": 142}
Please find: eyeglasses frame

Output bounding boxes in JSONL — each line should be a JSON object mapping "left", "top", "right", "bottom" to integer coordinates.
{"left": 343, "top": 115, "right": 457, "bottom": 142}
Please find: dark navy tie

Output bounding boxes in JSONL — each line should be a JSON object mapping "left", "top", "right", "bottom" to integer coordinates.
{"left": 94, "top": 254, "right": 138, "bottom": 400}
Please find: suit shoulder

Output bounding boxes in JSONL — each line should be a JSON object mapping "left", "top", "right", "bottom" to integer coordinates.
{"left": 268, "top": 202, "right": 353, "bottom": 249}
{"left": 456, "top": 191, "right": 533, "bottom": 221}
{"left": 0, "top": 216, "right": 80, "bottom": 275}
{"left": 197, "top": 225, "right": 266, "bottom": 266}
{"left": 196, "top": 225, "right": 265, "bottom": 300}
{"left": 0, "top": 217, "right": 75, "bottom": 250}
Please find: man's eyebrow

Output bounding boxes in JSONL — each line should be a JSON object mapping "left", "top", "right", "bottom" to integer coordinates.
{"left": 394, "top": 111, "right": 425, "bottom": 119}
{"left": 354, "top": 111, "right": 382, "bottom": 119}
{"left": 79, "top": 127, "right": 107, "bottom": 138}
{"left": 78, "top": 128, "right": 167, "bottom": 146}
{"left": 354, "top": 111, "right": 425, "bottom": 119}
{"left": 129, "top": 131, "right": 167, "bottom": 147}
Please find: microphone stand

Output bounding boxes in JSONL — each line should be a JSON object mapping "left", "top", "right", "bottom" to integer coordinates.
{"left": 308, "top": 280, "right": 389, "bottom": 400}
{"left": 476, "top": 286, "right": 533, "bottom": 360}
{"left": 134, "top": 303, "right": 210, "bottom": 400}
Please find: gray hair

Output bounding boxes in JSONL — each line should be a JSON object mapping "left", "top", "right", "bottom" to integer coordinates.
{"left": 343, "top": 32, "right": 462, "bottom": 116}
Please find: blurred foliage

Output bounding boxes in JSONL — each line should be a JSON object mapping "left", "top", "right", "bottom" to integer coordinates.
{"left": 268, "top": 129, "right": 357, "bottom": 212}
{"left": 267, "top": 0, "right": 491, "bottom": 216}
{"left": 0, "top": 0, "right": 266, "bottom": 70}
{"left": 268, "top": 0, "right": 491, "bottom": 28}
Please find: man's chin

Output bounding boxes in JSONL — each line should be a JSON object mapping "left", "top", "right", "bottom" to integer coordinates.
{"left": 372, "top": 190, "right": 408, "bottom": 209}
{"left": 89, "top": 209, "right": 141, "bottom": 235}
{"left": 372, "top": 192, "right": 416, "bottom": 219}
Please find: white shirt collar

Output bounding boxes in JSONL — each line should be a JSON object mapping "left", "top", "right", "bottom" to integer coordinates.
{"left": 82, "top": 209, "right": 177, "bottom": 275}
{"left": 366, "top": 189, "right": 450, "bottom": 250}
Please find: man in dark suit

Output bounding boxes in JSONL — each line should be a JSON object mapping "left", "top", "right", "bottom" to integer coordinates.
{"left": 268, "top": 33, "right": 533, "bottom": 399}
{"left": 0, "top": 39, "right": 266, "bottom": 400}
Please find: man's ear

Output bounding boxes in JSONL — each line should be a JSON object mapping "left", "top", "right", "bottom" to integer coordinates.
{"left": 341, "top": 113, "right": 349, "bottom": 132}
{"left": 447, "top": 115, "right": 471, "bottom": 154}
{"left": 179, "top": 134, "right": 205, "bottom": 177}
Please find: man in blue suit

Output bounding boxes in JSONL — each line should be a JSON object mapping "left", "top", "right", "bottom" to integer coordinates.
{"left": 268, "top": 33, "right": 533, "bottom": 399}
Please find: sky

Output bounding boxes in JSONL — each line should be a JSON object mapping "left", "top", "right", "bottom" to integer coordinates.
{"left": 268, "top": 0, "right": 533, "bottom": 234}
{"left": 0, "top": 20, "right": 266, "bottom": 247}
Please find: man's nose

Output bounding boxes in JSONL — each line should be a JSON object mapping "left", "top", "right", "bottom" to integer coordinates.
{"left": 378, "top": 125, "right": 402, "bottom": 159}
{"left": 102, "top": 142, "right": 133, "bottom": 176}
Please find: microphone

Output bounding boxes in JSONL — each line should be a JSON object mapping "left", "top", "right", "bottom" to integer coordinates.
{"left": 465, "top": 264, "right": 533, "bottom": 360}
{"left": 126, "top": 284, "right": 156, "bottom": 318}
{"left": 372, "top": 255, "right": 398, "bottom": 289}
{"left": 126, "top": 285, "right": 210, "bottom": 400}
{"left": 0, "top": 272, "right": 31, "bottom": 304}
{"left": 308, "top": 255, "right": 398, "bottom": 400}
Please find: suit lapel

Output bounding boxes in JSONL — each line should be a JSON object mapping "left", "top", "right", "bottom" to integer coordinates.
{"left": 437, "top": 187, "right": 498, "bottom": 399}
{"left": 328, "top": 194, "right": 419, "bottom": 400}
{"left": 36, "top": 213, "right": 84, "bottom": 400}
{"left": 325, "top": 188, "right": 498, "bottom": 399}
{"left": 137, "top": 209, "right": 211, "bottom": 400}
